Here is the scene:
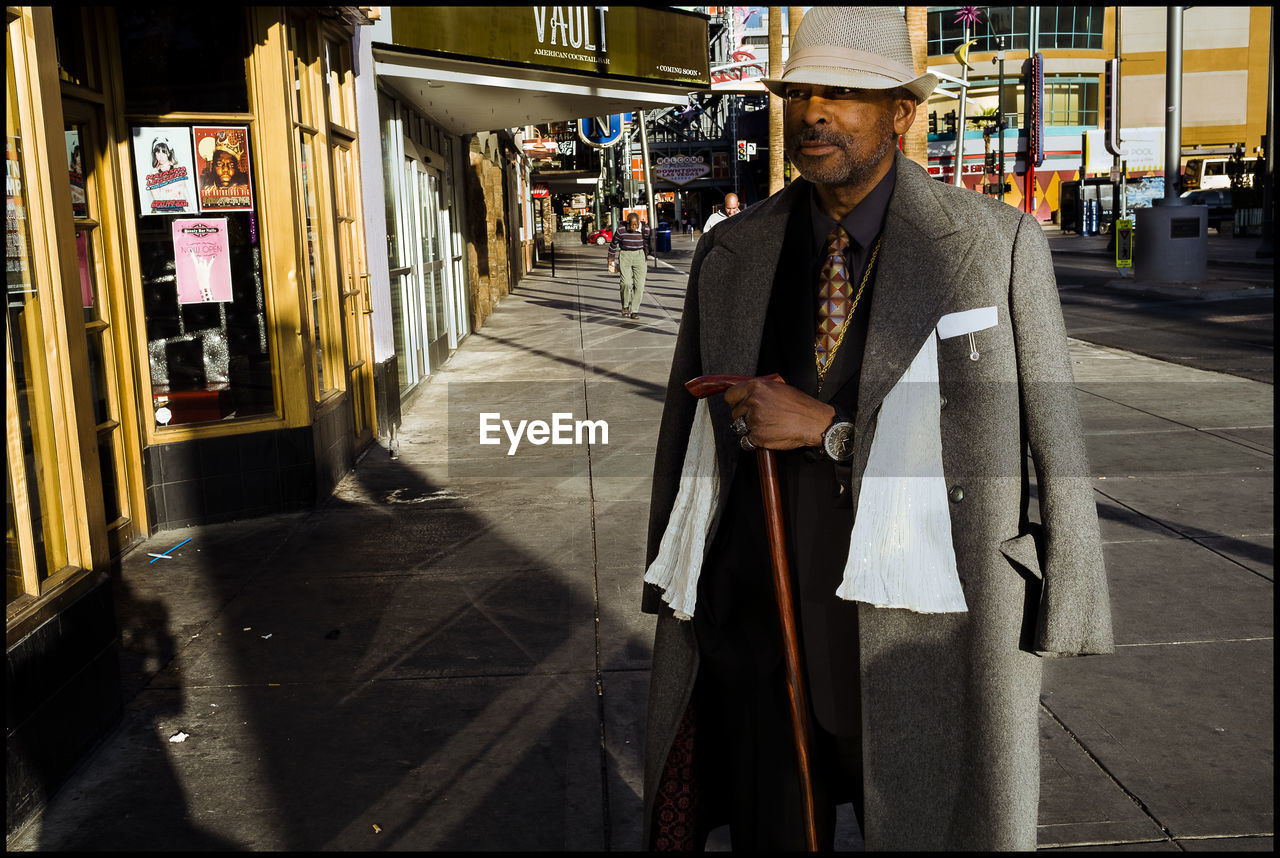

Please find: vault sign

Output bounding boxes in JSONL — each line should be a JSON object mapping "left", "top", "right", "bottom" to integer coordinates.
{"left": 390, "top": 6, "right": 710, "bottom": 87}
{"left": 653, "top": 155, "right": 710, "bottom": 186}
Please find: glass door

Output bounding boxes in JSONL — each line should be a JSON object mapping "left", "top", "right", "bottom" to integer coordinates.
{"left": 415, "top": 163, "right": 449, "bottom": 373}
{"left": 398, "top": 156, "right": 425, "bottom": 386}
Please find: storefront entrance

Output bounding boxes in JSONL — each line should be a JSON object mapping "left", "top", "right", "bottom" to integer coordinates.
{"left": 388, "top": 132, "right": 459, "bottom": 392}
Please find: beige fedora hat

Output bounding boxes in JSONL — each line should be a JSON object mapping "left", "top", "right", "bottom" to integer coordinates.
{"left": 761, "top": 6, "right": 937, "bottom": 103}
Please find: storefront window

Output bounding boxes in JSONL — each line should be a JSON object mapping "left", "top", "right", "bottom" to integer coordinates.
{"left": 289, "top": 14, "right": 338, "bottom": 400}
{"left": 7, "top": 42, "right": 68, "bottom": 601}
{"left": 299, "top": 133, "right": 328, "bottom": 394}
{"left": 51, "top": 5, "right": 95, "bottom": 89}
{"left": 117, "top": 16, "right": 275, "bottom": 427}
{"left": 134, "top": 205, "right": 274, "bottom": 427}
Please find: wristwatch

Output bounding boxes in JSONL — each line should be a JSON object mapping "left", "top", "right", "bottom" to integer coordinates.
{"left": 820, "top": 405, "right": 856, "bottom": 462}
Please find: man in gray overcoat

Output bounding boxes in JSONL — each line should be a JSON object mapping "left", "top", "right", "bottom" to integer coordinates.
{"left": 640, "top": 7, "right": 1114, "bottom": 851}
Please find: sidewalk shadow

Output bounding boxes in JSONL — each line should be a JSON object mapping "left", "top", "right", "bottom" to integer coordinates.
{"left": 28, "top": 564, "right": 241, "bottom": 850}
{"left": 52, "top": 439, "right": 656, "bottom": 850}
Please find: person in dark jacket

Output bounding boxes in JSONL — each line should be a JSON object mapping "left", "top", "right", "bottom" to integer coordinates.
{"left": 640, "top": 6, "right": 1112, "bottom": 851}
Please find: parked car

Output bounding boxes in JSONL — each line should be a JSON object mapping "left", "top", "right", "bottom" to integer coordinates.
{"left": 1180, "top": 188, "right": 1233, "bottom": 232}
{"left": 587, "top": 227, "right": 613, "bottom": 246}
{"left": 1185, "top": 157, "right": 1257, "bottom": 191}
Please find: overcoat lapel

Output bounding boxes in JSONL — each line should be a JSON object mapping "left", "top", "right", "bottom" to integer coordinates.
{"left": 852, "top": 154, "right": 979, "bottom": 433}
{"left": 697, "top": 180, "right": 810, "bottom": 379}
{"left": 690, "top": 181, "right": 807, "bottom": 491}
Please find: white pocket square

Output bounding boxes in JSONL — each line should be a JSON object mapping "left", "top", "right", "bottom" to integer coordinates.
{"left": 937, "top": 306, "right": 998, "bottom": 339}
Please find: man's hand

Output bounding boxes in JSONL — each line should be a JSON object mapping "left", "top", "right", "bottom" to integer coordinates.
{"left": 724, "top": 378, "right": 835, "bottom": 450}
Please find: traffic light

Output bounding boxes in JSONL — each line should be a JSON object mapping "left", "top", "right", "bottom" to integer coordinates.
{"left": 943, "top": 110, "right": 957, "bottom": 135}
{"left": 929, "top": 113, "right": 938, "bottom": 134}
{"left": 737, "top": 140, "right": 748, "bottom": 160}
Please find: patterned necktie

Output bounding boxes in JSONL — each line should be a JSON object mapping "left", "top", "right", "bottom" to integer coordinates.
{"left": 814, "top": 224, "right": 852, "bottom": 377}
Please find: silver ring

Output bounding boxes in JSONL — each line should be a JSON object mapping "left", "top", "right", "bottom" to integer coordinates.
{"left": 730, "top": 416, "right": 749, "bottom": 436}
{"left": 739, "top": 435, "right": 756, "bottom": 451}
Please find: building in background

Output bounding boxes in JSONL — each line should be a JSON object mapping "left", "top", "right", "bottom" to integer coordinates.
{"left": 921, "top": 6, "right": 1271, "bottom": 224}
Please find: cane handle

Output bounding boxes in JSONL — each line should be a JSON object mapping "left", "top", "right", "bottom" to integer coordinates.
{"left": 684, "top": 373, "right": 784, "bottom": 399}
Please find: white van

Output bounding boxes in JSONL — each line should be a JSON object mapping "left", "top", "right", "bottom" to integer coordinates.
{"left": 1185, "top": 156, "right": 1257, "bottom": 190}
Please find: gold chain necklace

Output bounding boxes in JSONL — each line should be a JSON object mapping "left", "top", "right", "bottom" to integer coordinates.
{"left": 816, "top": 234, "right": 882, "bottom": 391}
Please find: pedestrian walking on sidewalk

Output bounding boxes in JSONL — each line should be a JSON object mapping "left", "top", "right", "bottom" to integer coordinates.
{"left": 701, "top": 192, "right": 741, "bottom": 232}
{"left": 640, "top": 6, "right": 1113, "bottom": 852}
{"left": 608, "top": 212, "right": 651, "bottom": 319}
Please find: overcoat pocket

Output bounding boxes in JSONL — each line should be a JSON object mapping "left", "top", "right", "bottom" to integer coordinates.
{"left": 1001, "top": 526, "right": 1045, "bottom": 652}
{"left": 937, "top": 321, "right": 1013, "bottom": 363}
{"left": 999, "top": 529, "right": 1043, "bottom": 581}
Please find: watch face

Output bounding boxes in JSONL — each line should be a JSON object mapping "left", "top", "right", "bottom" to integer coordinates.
{"left": 824, "top": 422, "right": 855, "bottom": 462}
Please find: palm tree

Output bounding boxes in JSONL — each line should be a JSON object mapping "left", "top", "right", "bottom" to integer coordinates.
{"left": 787, "top": 6, "right": 803, "bottom": 185}
{"left": 769, "top": 7, "right": 784, "bottom": 195}
{"left": 904, "top": 6, "right": 929, "bottom": 168}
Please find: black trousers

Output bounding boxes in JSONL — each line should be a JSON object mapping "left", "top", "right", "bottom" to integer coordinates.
{"left": 692, "top": 617, "right": 866, "bottom": 852}
{"left": 692, "top": 458, "right": 865, "bottom": 851}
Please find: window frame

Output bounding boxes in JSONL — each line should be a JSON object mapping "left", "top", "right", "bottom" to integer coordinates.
{"left": 108, "top": 8, "right": 303, "bottom": 444}
{"left": 287, "top": 13, "right": 345, "bottom": 405}
{"left": 319, "top": 20, "right": 374, "bottom": 441}
{"left": 6, "top": 6, "right": 104, "bottom": 626}
{"left": 927, "top": 6, "right": 1106, "bottom": 56}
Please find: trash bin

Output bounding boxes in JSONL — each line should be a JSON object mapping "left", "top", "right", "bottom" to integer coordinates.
{"left": 656, "top": 222, "right": 672, "bottom": 253}
{"left": 1082, "top": 199, "right": 1100, "bottom": 236}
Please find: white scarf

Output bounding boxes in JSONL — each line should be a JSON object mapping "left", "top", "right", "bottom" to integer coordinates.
{"left": 644, "top": 332, "right": 968, "bottom": 618}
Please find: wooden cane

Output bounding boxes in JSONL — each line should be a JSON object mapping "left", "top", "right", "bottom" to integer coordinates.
{"left": 684, "top": 374, "right": 820, "bottom": 852}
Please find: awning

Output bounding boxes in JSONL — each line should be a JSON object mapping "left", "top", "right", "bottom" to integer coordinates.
{"left": 371, "top": 6, "right": 711, "bottom": 137}
{"left": 374, "top": 48, "right": 701, "bottom": 137}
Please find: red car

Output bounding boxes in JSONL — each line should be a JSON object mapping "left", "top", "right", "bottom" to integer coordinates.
{"left": 587, "top": 227, "right": 613, "bottom": 246}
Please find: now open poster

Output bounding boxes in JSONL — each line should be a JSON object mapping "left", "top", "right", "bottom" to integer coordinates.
{"left": 171, "top": 218, "right": 233, "bottom": 304}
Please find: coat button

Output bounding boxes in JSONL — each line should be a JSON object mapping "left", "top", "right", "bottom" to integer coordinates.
{"left": 939, "top": 394, "right": 948, "bottom": 410}
{"left": 948, "top": 485, "right": 964, "bottom": 503}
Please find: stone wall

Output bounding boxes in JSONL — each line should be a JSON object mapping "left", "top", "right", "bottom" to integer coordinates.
{"left": 464, "top": 135, "right": 511, "bottom": 331}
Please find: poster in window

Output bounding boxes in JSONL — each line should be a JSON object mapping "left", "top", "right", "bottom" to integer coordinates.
{"left": 66, "top": 130, "right": 88, "bottom": 219}
{"left": 172, "top": 218, "right": 233, "bottom": 304}
{"left": 192, "top": 126, "right": 253, "bottom": 212}
{"left": 131, "top": 126, "right": 197, "bottom": 216}
{"left": 7, "top": 136, "right": 31, "bottom": 285}
{"left": 76, "top": 231, "right": 94, "bottom": 308}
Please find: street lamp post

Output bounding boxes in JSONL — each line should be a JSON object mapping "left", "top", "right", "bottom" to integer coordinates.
{"left": 1258, "top": 15, "right": 1274, "bottom": 259}
{"left": 993, "top": 36, "right": 1006, "bottom": 202}
{"left": 1134, "top": 6, "right": 1208, "bottom": 283}
{"left": 952, "top": 27, "right": 971, "bottom": 187}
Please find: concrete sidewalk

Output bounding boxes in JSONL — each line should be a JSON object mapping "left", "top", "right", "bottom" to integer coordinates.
{"left": 9, "top": 236, "right": 1273, "bottom": 851}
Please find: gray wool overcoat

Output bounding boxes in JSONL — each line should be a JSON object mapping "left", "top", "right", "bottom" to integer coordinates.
{"left": 641, "top": 152, "right": 1114, "bottom": 851}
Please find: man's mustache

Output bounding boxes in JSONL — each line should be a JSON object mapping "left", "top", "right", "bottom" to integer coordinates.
{"left": 788, "top": 128, "right": 852, "bottom": 148}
